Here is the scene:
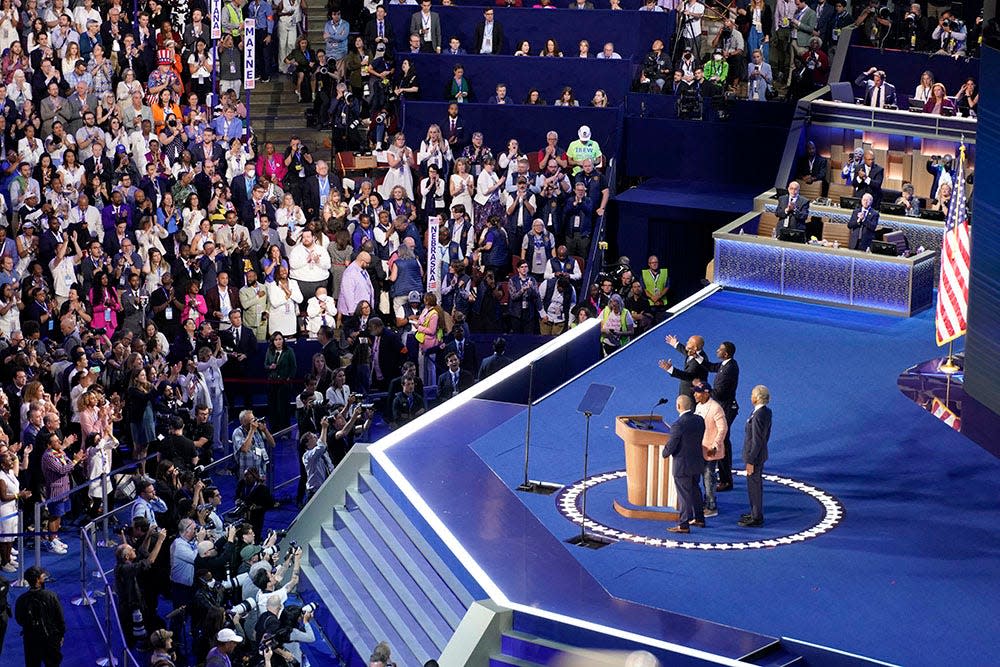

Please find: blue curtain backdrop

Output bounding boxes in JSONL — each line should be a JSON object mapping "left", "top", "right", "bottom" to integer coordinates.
{"left": 385, "top": 5, "right": 672, "bottom": 61}
{"left": 401, "top": 100, "right": 623, "bottom": 161}
{"left": 399, "top": 52, "right": 634, "bottom": 104}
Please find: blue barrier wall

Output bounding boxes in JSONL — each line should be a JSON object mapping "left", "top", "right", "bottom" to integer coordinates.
{"left": 963, "top": 44, "right": 1000, "bottom": 414}
{"left": 842, "top": 46, "right": 980, "bottom": 102}
{"left": 401, "top": 100, "right": 622, "bottom": 160}
{"left": 622, "top": 114, "right": 792, "bottom": 183}
{"left": 385, "top": 5, "right": 671, "bottom": 61}
{"left": 398, "top": 52, "right": 634, "bottom": 104}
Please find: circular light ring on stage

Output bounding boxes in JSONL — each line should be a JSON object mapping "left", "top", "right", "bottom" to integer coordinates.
{"left": 555, "top": 470, "right": 845, "bottom": 550}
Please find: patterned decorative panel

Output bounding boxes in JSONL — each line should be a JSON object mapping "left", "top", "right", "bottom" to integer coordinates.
{"left": 909, "top": 256, "right": 936, "bottom": 314}
{"left": 714, "top": 239, "right": 782, "bottom": 292}
{"left": 782, "top": 250, "right": 853, "bottom": 303}
{"left": 852, "top": 257, "right": 912, "bottom": 314}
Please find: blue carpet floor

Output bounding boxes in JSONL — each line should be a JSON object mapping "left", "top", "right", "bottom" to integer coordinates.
{"left": 469, "top": 290, "right": 1000, "bottom": 667}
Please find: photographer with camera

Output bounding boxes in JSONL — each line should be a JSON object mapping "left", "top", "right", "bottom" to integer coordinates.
{"left": 114, "top": 525, "right": 168, "bottom": 646}
{"left": 901, "top": 3, "right": 930, "bottom": 49}
{"left": 932, "top": 11, "right": 967, "bottom": 57}
{"left": 232, "top": 410, "right": 275, "bottom": 480}
{"left": 250, "top": 544, "right": 302, "bottom": 615}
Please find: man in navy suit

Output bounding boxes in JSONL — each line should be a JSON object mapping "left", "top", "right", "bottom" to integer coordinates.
{"left": 854, "top": 67, "right": 896, "bottom": 108}
{"left": 852, "top": 150, "right": 884, "bottom": 206}
{"left": 775, "top": 180, "right": 810, "bottom": 240}
{"left": 443, "top": 103, "right": 469, "bottom": 155}
{"left": 739, "top": 384, "right": 772, "bottom": 527}
{"left": 659, "top": 333, "right": 708, "bottom": 398}
{"left": 663, "top": 395, "right": 707, "bottom": 533}
{"left": 847, "top": 193, "right": 879, "bottom": 251}
{"left": 436, "top": 351, "right": 474, "bottom": 403}
{"left": 704, "top": 341, "right": 739, "bottom": 491}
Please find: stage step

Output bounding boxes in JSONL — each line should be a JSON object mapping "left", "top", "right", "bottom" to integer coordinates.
{"left": 489, "top": 656, "right": 548, "bottom": 667}
{"left": 742, "top": 641, "right": 807, "bottom": 667}
{"left": 501, "top": 630, "right": 579, "bottom": 665}
{"left": 297, "top": 468, "right": 474, "bottom": 667}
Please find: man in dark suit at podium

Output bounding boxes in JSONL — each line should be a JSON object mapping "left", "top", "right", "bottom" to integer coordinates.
{"left": 775, "top": 180, "right": 810, "bottom": 240}
{"left": 658, "top": 333, "right": 708, "bottom": 398}
{"left": 663, "top": 395, "right": 707, "bottom": 534}
{"left": 739, "top": 384, "right": 772, "bottom": 528}
{"left": 704, "top": 341, "right": 739, "bottom": 491}
{"left": 847, "top": 193, "right": 879, "bottom": 251}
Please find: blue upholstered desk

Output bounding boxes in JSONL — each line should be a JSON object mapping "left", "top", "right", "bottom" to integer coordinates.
{"left": 713, "top": 212, "right": 936, "bottom": 317}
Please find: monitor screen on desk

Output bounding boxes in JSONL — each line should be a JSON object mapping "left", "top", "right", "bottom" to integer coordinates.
{"left": 871, "top": 240, "right": 899, "bottom": 256}
{"left": 778, "top": 228, "right": 807, "bottom": 244}
{"left": 881, "top": 202, "right": 906, "bottom": 215}
{"left": 920, "top": 209, "right": 946, "bottom": 221}
{"left": 840, "top": 196, "right": 861, "bottom": 210}
{"left": 775, "top": 187, "right": 788, "bottom": 199}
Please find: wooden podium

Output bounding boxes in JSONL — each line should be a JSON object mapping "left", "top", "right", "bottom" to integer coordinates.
{"left": 613, "top": 415, "right": 679, "bottom": 521}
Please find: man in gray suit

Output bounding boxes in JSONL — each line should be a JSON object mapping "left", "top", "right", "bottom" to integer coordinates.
{"left": 410, "top": 0, "right": 441, "bottom": 53}
{"left": 39, "top": 82, "right": 71, "bottom": 136}
{"left": 663, "top": 395, "right": 707, "bottom": 534}
{"left": 739, "top": 384, "right": 772, "bottom": 527}
{"left": 66, "top": 80, "right": 98, "bottom": 134}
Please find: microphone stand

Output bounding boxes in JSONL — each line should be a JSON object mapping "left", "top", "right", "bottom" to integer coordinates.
{"left": 517, "top": 361, "right": 560, "bottom": 495}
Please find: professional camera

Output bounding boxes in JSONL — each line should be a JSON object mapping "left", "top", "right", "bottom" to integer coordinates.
{"left": 941, "top": 18, "right": 952, "bottom": 29}
{"left": 192, "top": 465, "right": 214, "bottom": 485}
{"left": 229, "top": 597, "right": 258, "bottom": 616}
{"left": 374, "top": 111, "right": 387, "bottom": 125}
{"left": 877, "top": 6, "right": 892, "bottom": 19}
{"left": 318, "top": 66, "right": 329, "bottom": 76}
{"left": 300, "top": 602, "right": 318, "bottom": 615}
{"left": 904, "top": 12, "right": 917, "bottom": 25}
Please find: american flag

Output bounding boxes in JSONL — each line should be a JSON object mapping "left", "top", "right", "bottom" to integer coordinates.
{"left": 935, "top": 144, "right": 971, "bottom": 346}
{"left": 930, "top": 397, "right": 961, "bottom": 431}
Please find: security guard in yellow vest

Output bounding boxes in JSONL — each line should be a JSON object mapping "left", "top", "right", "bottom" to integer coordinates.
{"left": 641, "top": 255, "right": 669, "bottom": 322}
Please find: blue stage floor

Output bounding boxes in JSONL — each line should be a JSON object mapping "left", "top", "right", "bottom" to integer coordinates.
{"left": 378, "top": 290, "right": 1000, "bottom": 667}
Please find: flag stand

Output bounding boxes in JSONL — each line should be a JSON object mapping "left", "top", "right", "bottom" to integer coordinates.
{"left": 938, "top": 341, "right": 961, "bottom": 374}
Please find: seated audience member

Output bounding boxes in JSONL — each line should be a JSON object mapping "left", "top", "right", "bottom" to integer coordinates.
{"left": 796, "top": 141, "right": 828, "bottom": 195}
{"left": 488, "top": 83, "right": 511, "bottom": 105}
{"left": 640, "top": 0, "right": 665, "bottom": 10}
{"left": 913, "top": 70, "right": 935, "bottom": 103}
{"left": 540, "top": 39, "right": 563, "bottom": 57}
{"left": 639, "top": 40, "right": 672, "bottom": 93}
{"left": 896, "top": 183, "right": 922, "bottom": 217}
{"left": 570, "top": 0, "right": 595, "bottom": 7}
{"left": 774, "top": 181, "right": 810, "bottom": 239}
{"left": 513, "top": 40, "right": 531, "bottom": 56}
{"left": 932, "top": 12, "right": 967, "bottom": 57}
{"left": 955, "top": 78, "right": 978, "bottom": 118}
{"left": 525, "top": 89, "right": 547, "bottom": 105}
{"left": 703, "top": 48, "right": 728, "bottom": 96}
{"left": 746, "top": 50, "right": 773, "bottom": 101}
{"left": 577, "top": 40, "right": 591, "bottom": 58}
{"left": 554, "top": 87, "right": 579, "bottom": 107}
{"left": 446, "top": 36, "right": 466, "bottom": 55}
{"left": 596, "top": 42, "right": 622, "bottom": 60}
{"left": 591, "top": 90, "right": 609, "bottom": 108}
{"left": 855, "top": 67, "right": 896, "bottom": 108}
{"left": 923, "top": 83, "right": 957, "bottom": 115}
{"left": 847, "top": 193, "right": 879, "bottom": 251}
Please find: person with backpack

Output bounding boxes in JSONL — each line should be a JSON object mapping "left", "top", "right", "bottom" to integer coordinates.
{"left": 14, "top": 566, "right": 65, "bottom": 666}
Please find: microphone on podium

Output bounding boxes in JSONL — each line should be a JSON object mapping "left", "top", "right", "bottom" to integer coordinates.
{"left": 645, "top": 397, "right": 670, "bottom": 429}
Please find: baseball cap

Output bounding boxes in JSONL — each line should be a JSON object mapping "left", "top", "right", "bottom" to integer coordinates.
{"left": 578, "top": 125, "right": 591, "bottom": 141}
{"left": 692, "top": 383, "right": 712, "bottom": 394}
{"left": 240, "top": 544, "right": 263, "bottom": 562}
{"left": 216, "top": 628, "right": 243, "bottom": 643}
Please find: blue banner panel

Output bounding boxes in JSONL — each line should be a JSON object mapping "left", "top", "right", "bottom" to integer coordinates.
{"left": 963, "top": 45, "right": 1000, "bottom": 414}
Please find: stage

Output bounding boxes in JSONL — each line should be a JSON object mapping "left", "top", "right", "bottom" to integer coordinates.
{"left": 371, "top": 288, "right": 1000, "bottom": 667}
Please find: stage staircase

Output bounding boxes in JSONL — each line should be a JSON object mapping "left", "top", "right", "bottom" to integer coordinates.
{"left": 298, "top": 466, "right": 475, "bottom": 667}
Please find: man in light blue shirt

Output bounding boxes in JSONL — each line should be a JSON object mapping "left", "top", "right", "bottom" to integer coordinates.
{"left": 131, "top": 479, "right": 168, "bottom": 528}
{"left": 168, "top": 518, "right": 199, "bottom": 636}
{"left": 324, "top": 8, "right": 350, "bottom": 80}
